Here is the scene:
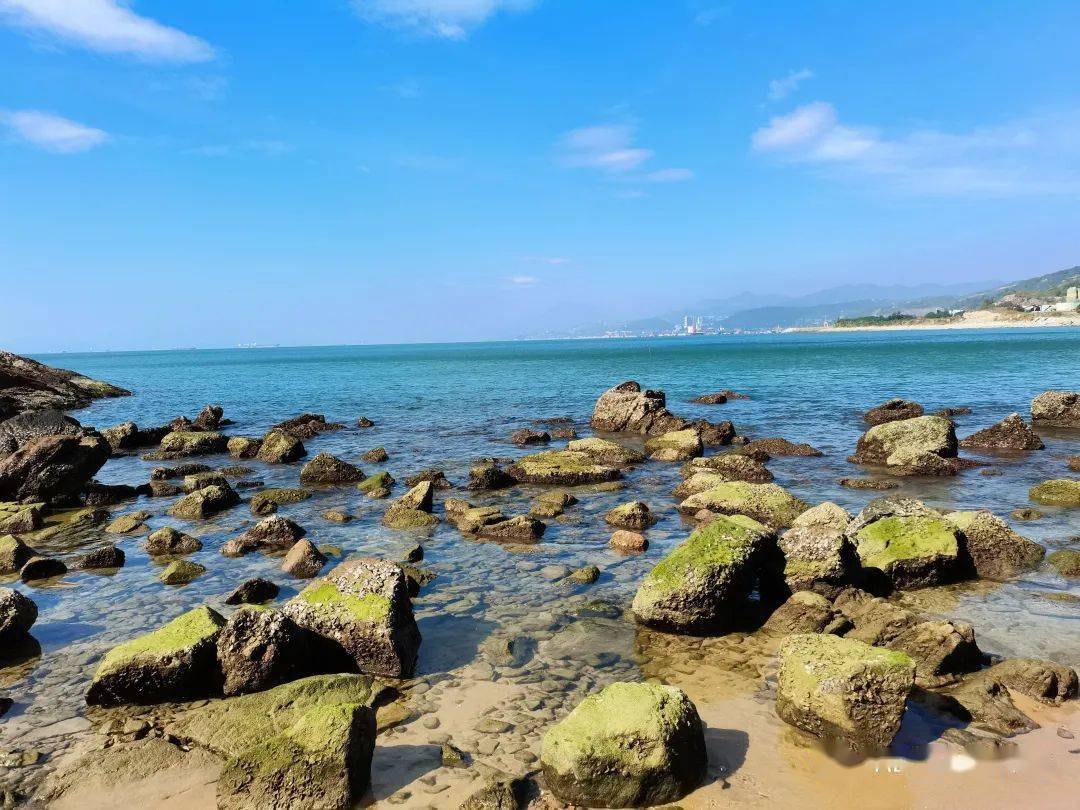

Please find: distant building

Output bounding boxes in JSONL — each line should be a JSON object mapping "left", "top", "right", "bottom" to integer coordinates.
{"left": 1067, "top": 286, "right": 1079, "bottom": 302}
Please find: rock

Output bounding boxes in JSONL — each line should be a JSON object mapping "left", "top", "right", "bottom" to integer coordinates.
{"left": 217, "top": 608, "right": 310, "bottom": 696}
{"left": 256, "top": 429, "right": 306, "bottom": 464}
{"left": 0, "top": 533, "right": 38, "bottom": 574}
{"left": 298, "top": 452, "right": 364, "bottom": 486}
{"left": 145, "top": 526, "right": 202, "bottom": 556}
{"left": 250, "top": 487, "right": 311, "bottom": 516}
{"left": 479, "top": 514, "right": 546, "bottom": 542}
{"left": 690, "top": 418, "right": 736, "bottom": 447}
{"left": 192, "top": 404, "right": 224, "bottom": 431}
{"left": 937, "top": 678, "right": 1039, "bottom": 736}
{"left": 225, "top": 578, "right": 280, "bottom": 605}
{"left": 358, "top": 471, "right": 395, "bottom": 498}
{"left": 76, "top": 544, "right": 125, "bottom": 570}
{"left": 531, "top": 490, "right": 577, "bottom": 517}
{"left": 604, "top": 501, "right": 657, "bottom": 530}
{"left": 323, "top": 509, "right": 352, "bottom": 523}
{"left": 864, "top": 398, "right": 924, "bottom": 425}
{"left": 1031, "top": 390, "right": 1080, "bottom": 427}
{"left": 960, "top": 413, "right": 1044, "bottom": 451}
{"left": 86, "top": 606, "right": 225, "bottom": 706}
{"left": 360, "top": 446, "right": 388, "bottom": 463}
{"left": 272, "top": 413, "right": 344, "bottom": 440}
{"left": 223, "top": 516, "right": 305, "bottom": 557}
{"left": 20, "top": 555, "right": 67, "bottom": 581}
{"left": 167, "top": 483, "right": 239, "bottom": 520}
{"left": 1070, "top": 456, "right": 1080, "bottom": 472}
{"left": 793, "top": 501, "right": 851, "bottom": 532}
{"left": 569, "top": 565, "right": 600, "bottom": 584}
{"left": 852, "top": 514, "right": 961, "bottom": 589}
{"left": 356, "top": 416, "right": 375, "bottom": 428}
{"left": 945, "top": 510, "right": 1045, "bottom": 579}
{"left": 100, "top": 421, "right": 139, "bottom": 452}
{"left": 0, "top": 433, "right": 110, "bottom": 504}
{"left": 0, "top": 587, "right": 37, "bottom": 641}
{"left": 160, "top": 559, "right": 207, "bottom": 585}
{"left": 508, "top": 450, "right": 620, "bottom": 486}
{"left": 632, "top": 514, "right": 773, "bottom": 631}
{"left": 182, "top": 471, "right": 230, "bottom": 492}
{"left": 981, "top": 658, "right": 1078, "bottom": 705}
{"left": 383, "top": 481, "right": 439, "bottom": 529}
{"left": 282, "top": 539, "right": 327, "bottom": 578}
{"left": 743, "top": 437, "right": 823, "bottom": 457}
{"left": 1029, "top": 479, "right": 1080, "bottom": 507}
{"left": 152, "top": 462, "right": 212, "bottom": 480}
{"left": 226, "top": 436, "right": 261, "bottom": 459}
{"left": 540, "top": 564, "right": 571, "bottom": 581}
{"left": 849, "top": 415, "right": 960, "bottom": 475}
{"left": 510, "top": 428, "right": 550, "bottom": 446}
{"left": 1047, "top": 549, "right": 1080, "bottom": 577}
{"left": 0, "top": 350, "right": 129, "bottom": 419}
{"left": 541, "top": 681, "right": 707, "bottom": 808}
{"left": 645, "top": 429, "right": 703, "bottom": 462}
{"left": 680, "top": 453, "right": 773, "bottom": 483}
{"left": 779, "top": 504, "right": 859, "bottom": 595}
{"left": 691, "top": 392, "right": 729, "bottom": 404}
{"left": 567, "top": 437, "right": 646, "bottom": 466}
{"left": 763, "top": 591, "right": 840, "bottom": 635}
{"left": 167, "top": 674, "right": 378, "bottom": 810}
{"left": 590, "top": 380, "right": 688, "bottom": 435}
{"left": 467, "top": 461, "right": 515, "bottom": 490}
{"left": 105, "top": 510, "right": 150, "bottom": 534}
{"left": 838, "top": 477, "right": 899, "bottom": 490}
{"left": 845, "top": 495, "right": 939, "bottom": 536}
{"left": 403, "top": 468, "right": 451, "bottom": 489}
{"left": 283, "top": 558, "right": 421, "bottom": 678}
{"left": 0, "top": 409, "right": 87, "bottom": 455}
{"left": 1011, "top": 507, "right": 1043, "bottom": 521}
{"left": 156, "top": 431, "right": 228, "bottom": 458}
{"left": 610, "top": 529, "right": 648, "bottom": 553}
{"left": 776, "top": 633, "right": 915, "bottom": 749}
{"left": 677, "top": 481, "right": 808, "bottom": 529}
{"left": 0, "top": 501, "right": 44, "bottom": 533}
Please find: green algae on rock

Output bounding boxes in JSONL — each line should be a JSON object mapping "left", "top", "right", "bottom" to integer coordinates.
{"left": 357, "top": 470, "right": 395, "bottom": 498}
{"left": 159, "top": 558, "right": 206, "bottom": 585}
{"left": 1047, "top": 549, "right": 1080, "bottom": 577}
{"left": 167, "top": 483, "right": 239, "bottom": 520}
{"left": 945, "top": 510, "right": 1045, "bottom": 580}
{"left": 849, "top": 414, "right": 960, "bottom": 475}
{"left": 299, "top": 452, "right": 364, "bottom": 485}
{"left": 86, "top": 606, "right": 225, "bottom": 706}
{"left": 776, "top": 633, "right": 915, "bottom": 750}
{"left": 679, "top": 453, "right": 773, "bottom": 483}
{"left": 508, "top": 449, "right": 621, "bottom": 486}
{"left": 644, "top": 428, "right": 703, "bottom": 462}
{"left": 677, "top": 480, "right": 809, "bottom": 529}
{"left": 255, "top": 428, "right": 306, "bottom": 464}
{"left": 156, "top": 431, "right": 228, "bottom": 458}
{"left": 632, "top": 514, "right": 774, "bottom": 631}
{"left": 1029, "top": 479, "right": 1080, "bottom": 507}
{"left": 249, "top": 487, "right": 311, "bottom": 516}
{"left": 566, "top": 437, "right": 646, "bottom": 466}
{"left": 541, "top": 681, "right": 707, "bottom": 808}
{"left": 854, "top": 514, "right": 961, "bottom": 589}
{"left": 603, "top": 500, "right": 657, "bottom": 530}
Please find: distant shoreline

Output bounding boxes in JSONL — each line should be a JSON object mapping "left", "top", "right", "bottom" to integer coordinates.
{"left": 794, "top": 310, "right": 1080, "bottom": 333}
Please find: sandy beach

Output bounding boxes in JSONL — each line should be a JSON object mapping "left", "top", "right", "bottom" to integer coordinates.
{"left": 797, "top": 310, "right": 1080, "bottom": 333}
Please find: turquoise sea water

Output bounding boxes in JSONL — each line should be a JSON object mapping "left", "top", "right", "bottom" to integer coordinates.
{"left": 4, "top": 328, "right": 1080, "bottom": 802}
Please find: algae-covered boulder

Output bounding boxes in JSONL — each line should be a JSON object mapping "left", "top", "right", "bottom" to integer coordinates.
{"left": 167, "top": 674, "right": 380, "bottom": 810}
{"left": 283, "top": 558, "right": 421, "bottom": 678}
{"left": 945, "top": 510, "right": 1045, "bottom": 580}
{"left": 644, "top": 429, "right": 703, "bottom": 462}
{"left": 567, "top": 437, "right": 646, "bottom": 466}
{"left": 1029, "top": 479, "right": 1080, "bottom": 507}
{"left": 0, "top": 587, "right": 37, "bottom": 642}
{"left": 679, "top": 453, "right": 773, "bottom": 484}
{"left": 590, "top": 380, "right": 687, "bottom": 436}
{"left": 0, "top": 433, "right": 111, "bottom": 504}
{"left": 1031, "top": 390, "right": 1080, "bottom": 427}
{"left": 157, "top": 431, "right": 227, "bottom": 458}
{"left": 447, "top": 502, "right": 546, "bottom": 542}
{"left": 960, "top": 413, "right": 1044, "bottom": 451}
{"left": 86, "top": 606, "right": 225, "bottom": 706}
{"left": 0, "top": 501, "right": 44, "bottom": 533}
{"left": 159, "top": 559, "right": 206, "bottom": 585}
{"left": 358, "top": 470, "right": 395, "bottom": 498}
{"left": 778, "top": 503, "right": 859, "bottom": 595}
{"left": 250, "top": 487, "right": 311, "bottom": 516}
{"left": 167, "top": 483, "right": 239, "bottom": 520}
{"left": 604, "top": 501, "right": 657, "bottom": 530}
{"left": 743, "top": 437, "right": 822, "bottom": 457}
{"left": 181, "top": 471, "right": 230, "bottom": 493}
{"left": 541, "top": 681, "right": 707, "bottom": 808}
{"left": 383, "top": 481, "right": 439, "bottom": 529}
{"left": 864, "top": 398, "right": 924, "bottom": 426}
{"left": 299, "top": 452, "right": 364, "bottom": 485}
{"left": 677, "top": 481, "right": 808, "bottom": 529}
{"left": 776, "top": 633, "right": 915, "bottom": 749}
{"left": 531, "top": 489, "right": 577, "bottom": 517}
{"left": 508, "top": 450, "right": 621, "bottom": 486}
{"left": 256, "top": 429, "right": 306, "bottom": 464}
{"left": 216, "top": 607, "right": 311, "bottom": 696}
{"left": 848, "top": 415, "right": 959, "bottom": 475}
{"left": 0, "top": 533, "right": 37, "bottom": 574}
{"left": 632, "top": 515, "right": 773, "bottom": 632}
{"left": 145, "top": 526, "right": 202, "bottom": 556}
{"left": 467, "top": 461, "right": 515, "bottom": 490}
{"left": 1047, "top": 549, "right": 1080, "bottom": 577}
{"left": 226, "top": 436, "right": 261, "bottom": 459}
{"left": 853, "top": 515, "right": 961, "bottom": 589}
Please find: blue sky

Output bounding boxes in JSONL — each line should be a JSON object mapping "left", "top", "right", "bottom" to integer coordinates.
{"left": 3, "top": 0, "right": 1080, "bottom": 351}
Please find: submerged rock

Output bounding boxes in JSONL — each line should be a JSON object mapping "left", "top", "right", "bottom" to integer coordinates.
{"left": 1030, "top": 390, "right": 1080, "bottom": 427}
{"left": 403, "top": 468, "right": 452, "bottom": 489}
{"left": 604, "top": 501, "right": 657, "bottom": 530}
{"left": 680, "top": 453, "right": 773, "bottom": 483}
{"left": 960, "top": 413, "right": 1044, "bottom": 451}
{"left": 249, "top": 487, "right": 311, "bottom": 516}
{"left": 508, "top": 450, "right": 621, "bottom": 486}
{"left": 677, "top": 481, "right": 808, "bottom": 529}
{"left": 541, "top": 681, "right": 707, "bottom": 808}
{"left": 358, "top": 471, "right": 395, "bottom": 498}
{"left": 510, "top": 427, "right": 550, "bottom": 446}
{"left": 945, "top": 510, "right": 1045, "bottom": 579}
{"left": 224, "top": 515, "right": 306, "bottom": 557}
{"left": 645, "top": 429, "right": 703, "bottom": 462}
{"left": 299, "top": 452, "right": 364, "bottom": 485}
{"left": 76, "top": 543, "right": 125, "bottom": 570}
{"left": 360, "top": 446, "right": 388, "bottom": 463}
{"left": 0, "top": 500, "right": 44, "bottom": 533}
{"left": 864, "top": 398, "right": 924, "bottom": 426}
{"left": 0, "top": 587, "right": 37, "bottom": 642}
{"left": 531, "top": 489, "right": 577, "bottom": 517}
{"left": 776, "top": 633, "right": 915, "bottom": 749}
{"left": 849, "top": 415, "right": 960, "bottom": 475}
{"left": 160, "top": 559, "right": 207, "bottom": 585}
{"left": 590, "top": 380, "right": 687, "bottom": 435}
{"left": 1029, "top": 479, "right": 1080, "bottom": 507}
{"left": 86, "top": 606, "right": 225, "bottom": 706}
{"left": 256, "top": 429, "right": 306, "bottom": 464}
{"left": 610, "top": 529, "right": 648, "bottom": 553}
{"left": 852, "top": 514, "right": 961, "bottom": 589}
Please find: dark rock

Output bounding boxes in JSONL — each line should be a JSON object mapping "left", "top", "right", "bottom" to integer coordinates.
{"left": 838, "top": 477, "right": 900, "bottom": 490}
{"left": 691, "top": 392, "right": 728, "bottom": 404}
{"left": 934, "top": 678, "right": 1039, "bottom": 737}
{"left": 356, "top": 416, "right": 375, "bottom": 428}
{"left": 226, "top": 436, "right": 261, "bottom": 459}
{"left": 0, "top": 409, "right": 84, "bottom": 454}
{"left": 222, "top": 516, "right": 305, "bottom": 557}
{"left": 0, "top": 433, "right": 110, "bottom": 504}
{"left": 83, "top": 481, "right": 145, "bottom": 506}
{"left": 0, "top": 350, "right": 129, "bottom": 420}
{"left": 298, "top": 452, "right": 363, "bottom": 485}
{"left": 167, "top": 483, "right": 239, "bottom": 520}
{"left": 1031, "top": 390, "right": 1080, "bottom": 427}
{"left": 689, "top": 418, "right": 736, "bottom": 446}
{"left": 357, "top": 471, "right": 394, "bottom": 498}
{"left": 145, "top": 526, "right": 202, "bottom": 556}
{"left": 467, "top": 461, "right": 515, "bottom": 490}
{"left": 0, "top": 534, "right": 39, "bottom": 574}
{"left": 151, "top": 463, "right": 212, "bottom": 481}
{"left": 191, "top": 405, "right": 223, "bottom": 431}
{"left": 680, "top": 453, "right": 772, "bottom": 484}
{"left": 217, "top": 608, "right": 310, "bottom": 696}
{"left": 249, "top": 487, "right": 310, "bottom": 516}
{"left": 360, "top": 447, "right": 388, "bottom": 463}
{"left": 945, "top": 510, "right": 1045, "bottom": 580}
{"left": 154, "top": 431, "right": 228, "bottom": 459}
{"left": 864, "top": 398, "right": 925, "bottom": 425}
{"left": 0, "top": 587, "right": 37, "bottom": 642}
{"left": 981, "top": 658, "right": 1078, "bottom": 705}
{"left": 960, "top": 413, "right": 1045, "bottom": 451}
{"left": 403, "top": 468, "right": 452, "bottom": 489}
{"left": 76, "top": 544, "right": 125, "bottom": 570}
{"left": 272, "top": 413, "right": 344, "bottom": 440}
{"left": 225, "top": 578, "right": 280, "bottom": 606}
{"left": 20, "top": 555, "right": 67, "bottom": 581}
{"left": 510, "top": 428, "right": 550, "bottom": 446}
{"left": 743, "top": 437, "right": 823, "bottom": 457}
{"left": 256, "top": 429, "right": 306, "bottom": 464}
{"left": 763, "top": 591, "right": 842, "bottom": 636}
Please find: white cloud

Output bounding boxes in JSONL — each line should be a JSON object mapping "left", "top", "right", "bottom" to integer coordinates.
{"left": 352, "top": 0, "right": 535, "bottom": 39}
{"left": 508, "top": 275, "right": 538, "bottom": 285}
{"left": 186, "top": 140, "right": 294, "bottom": 158}
{"left": 0, "top": 0, "right": 214, "bottom": 62}
{"left": 558, "top": 124, "right": 693, "bottom": 187}
{"left": 752, "top": 101, "right": 1080, "bottom": 196}
{"left": 767, "top": 68, "right": 814, "bottom": 101}
{"left": 522, "top": 256, "right": 571, "bottom": 266}
{"left": 1, "top": 110, "right": 108, "bottom": 153}
{"left": 642, "top": 168, "right": 695, "bottom": 183}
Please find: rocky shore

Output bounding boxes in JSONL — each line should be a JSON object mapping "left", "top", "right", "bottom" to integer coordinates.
{"left": 0, "top": 352, "right": 1078, "bottom": 809}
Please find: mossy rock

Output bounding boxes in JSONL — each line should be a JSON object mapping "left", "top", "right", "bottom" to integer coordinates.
{"left": 159, "top": 559, "right": 206, "bottom": 585}
{"left": 383, "top": 505, "right": 439, "bottom": 530}
{"left": 357, "top": 471, "right": 395, "bottom": 497}
{"left": 0, "top": 501, "right": 44, "bottom": 534}
{"left": 1029, "top": 479, "right": 1080, "bottom": 507}
{"left": 508, "top": 450, "right": 621, "bottom": 486}
{"left": 167, "top": 484, "right": 239, "bottom": 520}
{"left": 0, "top": 533, "right": 38, "bottom": 574}
{"left": 945, "top": 510, "right": 1045, "bottom": 580}
{"left": 677, "top": 481, "right": 808, "bottom": 529}
{"left": 249, "top": 487, "right": 311, "bottom": 516}
{"left": 226, "top": 436, "right": 261, "bottom": 459}
{"left": 1047, "top": 549, "right": 1080, "bottom": 578}
{"left": 632, "top": 515, "right": 773, "bottom": 631}
{"left": 541, "top": 681, "right": 707, "bottom": 808}
{"left": 604, "top": 501, "right": 657, "bottom": 530}
{"left": 849, "top": 415, "right": 959, "bottom": 475}
{"left": 854, "top": 515, "right": 960, "bottom": 589}
{"left": 776, "top": 633, "right": 915, "bottom": 750}
{"left": 679, "top": 453, "right": 773, "bottom": 484}
{"left": 644, "top": 429, "right": 703, "bottom": 462}
{"left": 157, "top": 431, "right": 227, "bottom": 458}
{"left": 86, "top": 606, "right": 224, "bottom": 706}
{"left": 255, "top": 429, "right": 306, "bottom": 464}
{"left": 566, "top": 438, "right": 646, "bottom": 466}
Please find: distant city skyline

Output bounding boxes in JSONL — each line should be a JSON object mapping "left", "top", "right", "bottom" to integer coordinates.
{"left": 3, "top": 1, "right": 1080, "bottom": 352}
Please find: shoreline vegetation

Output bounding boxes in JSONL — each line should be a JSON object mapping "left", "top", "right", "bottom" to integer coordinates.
{"left": 796, "top": 307, "right": 1080, "bottom": 333}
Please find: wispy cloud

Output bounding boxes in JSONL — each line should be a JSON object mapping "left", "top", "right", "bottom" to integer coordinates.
{"left": 767, "top": 68, "right": 813, "bottom": 101}
{"left": 557, "top": 124, "right": 693, "bottom": 185}
{"left": 752, "top": 101, "right": 1080, "bottom": 196}
{"left": 186, "top": 139, "right": 294, "bottom": 158}
{"left": 384, "top": 78, "right": 423, "bottom": 99}
{"left": 0, "top": 0, "right": 214, "bottom": 63}
{"left": 522, "top": 256, "right": 571, "bottom": 266}
{"left": 642, "top": 168, "right": 695, "bottom": 183}
{"left": 508, "top": 275, "right": 538, "bottom": 285}
{"left": 395, "top": 153, "right": 463, "bottom": 171}
{"left": 352, "top": 0, "right": 536, "bottom": 39}
{"left": 1, "top": 109, "right": 108, "bottom": 153}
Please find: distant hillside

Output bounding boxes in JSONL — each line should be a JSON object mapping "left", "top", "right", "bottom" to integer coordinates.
{"left": 955, "top": 266, "right": 1080, "bottom": 309}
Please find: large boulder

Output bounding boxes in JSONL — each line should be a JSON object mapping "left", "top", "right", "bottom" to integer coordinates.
{"left": 590, "top": 381, "right": 688, "bottom": 435}
{"left": 467, "top": 461, "right": 515, "bottom": 490}
{"left": 382, "top": 481, "right": 439, "bottom": 529}
{"left": 145, "top": 526, "right": 202, "bottom": 556}
{"left": 86, "top": 606, "right": 225, "bottom": 706}
{"left": 644, "top": 429, "right": 703, "bottom": 462}
{"left": 960, "top": 413, "right": 1044, "bottom": 451}
{"left": 632, "top": 515, "right": 773, "bottom": 632}
{"left": 223, "top": 515, "right": 305, "bottom": 557}
{"left": 226, "top": 436, "right": 261, "bottom": 459}
{"left": 283, "top": 558, "right": 421, "bottom": 678}
{"left": 567, "top": 437, "right": 646, "bottom": 466}
{"left": 541, "top": 681, "right": 707, "bottom": 808}
{"left": 742, "top": 437, "right": 822, "bottom": 457}
{"left": 0, "top": 409, "right": 84, "bottom": 454}
{"left": 282, "top": 539, "right": 327, "bottom": 578}
{"left": 776, "top": 633, "right": 915, "bottom": 749}
{"left": 167, "top": 674, "right": 379, "bottom": 810}
{"left": 156, "top": 431, "right": 228, "bottom": 459}
{"left": 680, "top": 453, "right": 772, "bottom": 483}
{"left": 849, "top": 414, "right": 959, "bottom": 475}
{"left": 0, "top": 433, "right": 110, "bottom": 504}
{"left": 0, "top": 500, "right": 44, "bottom": 533}
{"left": 864, "top": 398, "right": 924, "bottom": 426}
{"left": 945, "top": 510, "right": 1045, "bottom": 580}
{"left": 1029, "top": 479, "right": 1080, "bottom": 507}
{"left": 256, "top": 429, "right": 306, "bottom": 464}
{"left": 677, "top": 481, "right": 808, "bottom": 529}
{"left": 981, "top": 658, "right": 1078, "bottom": 705}
{"left": 1031, "top": 390, "right": 1080, "bottom": 427}
{"left": 217, "top": 607, "right": 311, "bottom": 696}
{"left": 0, "top": 587, "right": 37, "bottom": 642}
{"left": 508, "top": 450, "right": 621, "bottom": 486}
{"left": 0, "top": 533, "right": 38, "bottom": 573}
{"left": 299, "top": 453, "right": 364, "bottom": 485}
{"left": 778, "top": 502, "right": 859, "bottom": 595}
{"left": 0, "top": 350, "right": 129, "bottom": 419}
{"left": 852, "top": 514, "right": 962, "bottom": 589}
{"left": 167, "top": 483, "right": 239, "bottom": 520}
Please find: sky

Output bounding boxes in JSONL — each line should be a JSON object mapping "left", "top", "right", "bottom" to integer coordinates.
{"left": 2, "top": 0, "right": 1080, "bottom": 351}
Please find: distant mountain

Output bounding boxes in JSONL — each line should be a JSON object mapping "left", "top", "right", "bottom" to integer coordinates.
{"left": 954, "top": 266, "right": 1080, "bottom": 309}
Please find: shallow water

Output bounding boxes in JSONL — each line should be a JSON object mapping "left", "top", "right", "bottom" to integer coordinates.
{"left": 3, "top": 329, "right": 1079, "bottom": 806}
